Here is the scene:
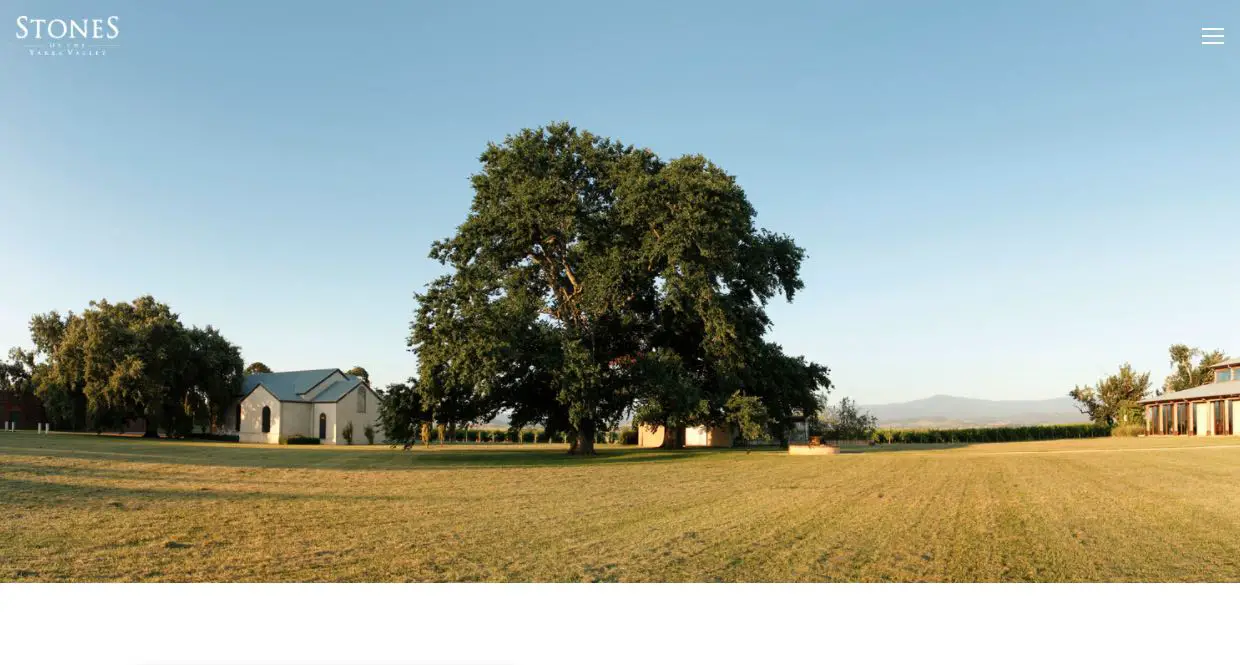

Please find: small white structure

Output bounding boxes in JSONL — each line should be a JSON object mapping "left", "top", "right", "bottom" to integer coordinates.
{"left": 636, "top": 415, "right": 810, "bottom": 448}
{"left": 224, "top": 369, "right": 383, "bottom": 444}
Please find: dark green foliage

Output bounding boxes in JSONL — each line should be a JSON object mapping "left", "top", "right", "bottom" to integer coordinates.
{"left": 195, "top": 433, "right": 240, "bottom": 442}
{"left": 871, "top": 423, "right": 1110, "bottom": 445}
{"left": 342, "top": 421, "right": 354, "bottom": 445}
{"left": 376, "top": 379, "right": 430, "bottom": 444}
{"left": 24, "top": 297, "right": 243, "bottom": 436}
{"left": 0, "top": 347, "right": 35, "bottom": 395}
{"left": 281, "top": 435, "right": 320, "bottom": 445}
{"left": 363, "top": 424, "right": 376, "bottom": 445}
{"left": 410, "top": 123, "right": 827, "bottom": 455}
{"left": 521, "top": 430, "right": 535, "bottom": 443}
{"left": 244, "top": 362, "right": 271, "bottom": 375}
{"left": 621, "top": 428, "right": 638, "bottom": 445}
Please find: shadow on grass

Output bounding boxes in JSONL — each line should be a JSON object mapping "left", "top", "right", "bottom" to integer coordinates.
{"left": 0, "top": 434, "right": 759, "bottom": 471}
{"left": 0, "top": 474, "right": 397, "bottom": 505}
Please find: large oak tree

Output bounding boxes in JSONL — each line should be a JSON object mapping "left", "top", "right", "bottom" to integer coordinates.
{"left": 410, "top": 123, "right": 828, "bottom": 454}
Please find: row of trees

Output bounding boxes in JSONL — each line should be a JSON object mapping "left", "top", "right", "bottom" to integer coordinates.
{"left": 384, "top": 123, "right": 830, "bottom": 454}
{"left": 1069, "top": 345, "right": 1226, "bottom": 427}
{"left": 1, "top": 297, "right": 244, "bottom": 437}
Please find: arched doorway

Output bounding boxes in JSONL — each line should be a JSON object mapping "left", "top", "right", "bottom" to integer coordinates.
{"left": 319, "top": 413, "right": 327, "bottom": 439}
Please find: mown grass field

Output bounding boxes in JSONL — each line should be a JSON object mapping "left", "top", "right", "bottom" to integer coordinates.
{"left": 4, "top": 431, "right": 1240, "bottom": 582}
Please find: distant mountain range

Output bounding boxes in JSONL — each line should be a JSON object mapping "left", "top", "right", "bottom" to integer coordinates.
{"left": 858, "top": 395, "right": 1089, "bottom": 428}
{"left": 482, "top": 395, "right": 1088, "bottom": 430}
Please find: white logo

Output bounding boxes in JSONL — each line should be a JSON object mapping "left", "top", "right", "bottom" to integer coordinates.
{"left": 14, "top": 15, "right": 120, "bottom": 57}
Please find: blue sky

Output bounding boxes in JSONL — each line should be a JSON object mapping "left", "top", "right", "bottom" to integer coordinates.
{"left": 2, "top": 1, "right": 1236, "bottom": 404}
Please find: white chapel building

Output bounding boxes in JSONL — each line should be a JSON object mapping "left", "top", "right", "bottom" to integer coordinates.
{"left": 225, "top": 368, "right": 384, "bottom": 444}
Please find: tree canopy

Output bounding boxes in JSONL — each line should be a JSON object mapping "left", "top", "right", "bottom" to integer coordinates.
{"left": 1163, "top": 344, "right": 1226, "bottom": 393}
{"left": 22, "top": 296, "right": 243, "bottom": 436}
{"left": 244, "top": 362, "right": 272, "bottom": 375}
{"left": 0, "top": 347, "right": 35, "bottom": 395}
{"left": 811, "top": 395, "right": 879, "bottom": 441}
{"left": 347, "top": 366, "right": 370, "bottom": 384}
{"left": 1069, "top": 363, "right": 1150, "bottom": 427}
{"left": 409, "top": 123, "right": 829, "bottom": 454}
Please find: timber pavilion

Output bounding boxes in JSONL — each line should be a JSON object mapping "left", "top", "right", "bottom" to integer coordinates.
{"left": 1140, "top": 357, "right": 1240, "bottom": 436}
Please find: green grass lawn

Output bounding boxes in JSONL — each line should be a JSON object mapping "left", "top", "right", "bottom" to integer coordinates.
{"left": 4, "top": 431, "right": 1240, "bottom": 582}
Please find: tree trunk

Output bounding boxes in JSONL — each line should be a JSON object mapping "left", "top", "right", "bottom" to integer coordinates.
{"left": 575, "top": 423, "right": 596, "bottom": 456}
{"left": 143, "top": 422, "right": 160, "bottom": 438}
{"left": 660, "top": 426, "right": 686, "bottom": 449}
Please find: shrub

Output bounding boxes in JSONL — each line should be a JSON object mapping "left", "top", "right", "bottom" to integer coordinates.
{"left": 480, "top": 430, "right": 492, "bottom": 443}
{"left": 363, "top": 424, "right": 375, "bottom": 445}
{"left": 342, "top": 421, "right": 354, "bottom": 445}
{"left": 621, "top": 427, "right": 638, "bottom": 445}
{"left": 1112, "top": 424, "right": 1144, "bottom": 438}
{"left": 282, "top": 435, "right": 320, "bottom": 445}
{"left": 811, "top": 396, "right": 879, "bottom": 441}
{"left": 521, "top": 429, "right": 535, "bottom": 443}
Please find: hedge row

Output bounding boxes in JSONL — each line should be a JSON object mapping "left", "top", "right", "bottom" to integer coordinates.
{"left": 871, "top": 423, "right": 1110, "bottom": 444}
{"left": 194, "top": 433, "right": 240, "bottom": 442}
{"left": 281, "top": 435, "right": 320, "bottom": 445}
{"left": 412, "top": 427, "right": 640, "bottom": 445}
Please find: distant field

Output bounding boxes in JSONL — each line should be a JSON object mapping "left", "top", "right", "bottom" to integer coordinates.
{"left": 4, "top": 432, "right": 1240, "bottom": 582}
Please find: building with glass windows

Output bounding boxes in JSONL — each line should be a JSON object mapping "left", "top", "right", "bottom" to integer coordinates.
{"left": 1140, "top": 357, "right": 1240, "bottom": 436}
